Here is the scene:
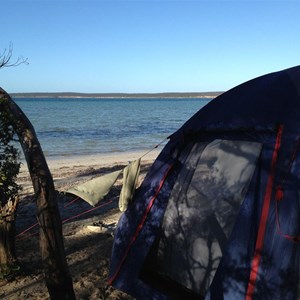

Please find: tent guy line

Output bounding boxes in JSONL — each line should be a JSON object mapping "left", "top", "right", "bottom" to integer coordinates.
{"left": 16, "top": 136, "right": 169, "bottom": 240}
{"left": 16, "top": 198, "right": 113, "bottom": 241}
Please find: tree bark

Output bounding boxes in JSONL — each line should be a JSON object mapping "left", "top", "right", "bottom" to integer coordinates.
{"left": 0, "top": 197, "right": 18, "bottom": 275}
{"left": 0, "top": 88, "right": 75, "bottom": 299}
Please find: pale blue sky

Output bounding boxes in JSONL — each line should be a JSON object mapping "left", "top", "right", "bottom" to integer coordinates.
{"left": 1, "top": 0, "right": 299, "bottom": 93}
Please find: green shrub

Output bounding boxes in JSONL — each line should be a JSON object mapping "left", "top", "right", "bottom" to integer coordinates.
{"left": 0, "top": 101, "right": 21, "bottom": 208}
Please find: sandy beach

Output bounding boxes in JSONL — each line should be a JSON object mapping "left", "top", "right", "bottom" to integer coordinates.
{"left": 1, "top": 150, "right": 160, "bottom": 299}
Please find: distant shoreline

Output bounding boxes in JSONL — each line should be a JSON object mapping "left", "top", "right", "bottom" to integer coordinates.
{"left": 11, "top": 91, "right": 223, "bottom": 99}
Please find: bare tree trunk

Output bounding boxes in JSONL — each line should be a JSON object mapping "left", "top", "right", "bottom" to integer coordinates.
{"left": 0, "top": 197, "right": 19, "bottom": 275}
{"left": 0, "top": 88, "right": 75, "bottom": 299}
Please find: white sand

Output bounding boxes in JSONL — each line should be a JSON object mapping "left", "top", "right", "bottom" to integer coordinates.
{"left": 46, "top": 150, "right": 160, "bottom": 169}
{"left": 20, "top": 150, "right": 160, "bottom": 173}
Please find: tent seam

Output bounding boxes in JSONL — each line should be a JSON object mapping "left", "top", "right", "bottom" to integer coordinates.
{"left": 108, "top": 163, "right": 174, "bottom": 285}
{"left": 245, "top": 124, "right": 284, "bottom": 300}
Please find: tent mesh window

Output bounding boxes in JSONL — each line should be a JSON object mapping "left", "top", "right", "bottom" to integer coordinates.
{"left": 141, "top": 139, "right": 262, "bottom": 299}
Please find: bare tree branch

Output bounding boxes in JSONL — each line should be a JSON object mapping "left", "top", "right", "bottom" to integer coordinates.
{"left": 0, "top": 43, "right": 28, "bottom": 69}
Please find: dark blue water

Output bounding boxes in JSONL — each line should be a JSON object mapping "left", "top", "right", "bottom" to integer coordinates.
{"left": 14, "top": 97, "right": 211, "bottom": 158}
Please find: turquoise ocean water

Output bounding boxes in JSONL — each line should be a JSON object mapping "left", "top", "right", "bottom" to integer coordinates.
{"left": 14, "top": 98, "right": 211, "bottom": 158}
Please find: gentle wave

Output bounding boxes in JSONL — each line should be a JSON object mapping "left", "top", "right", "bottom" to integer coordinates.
{"left": 14, "top": 97, "right": 211, "bottom": 158}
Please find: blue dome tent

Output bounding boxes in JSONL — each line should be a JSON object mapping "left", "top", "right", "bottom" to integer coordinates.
{"left": 109, "top": 66, "right": 300, "bottom": 300}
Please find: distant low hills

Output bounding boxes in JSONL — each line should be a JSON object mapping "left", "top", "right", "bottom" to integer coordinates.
{"left": 11, "top": 92, "right": 223, "bottom": 99}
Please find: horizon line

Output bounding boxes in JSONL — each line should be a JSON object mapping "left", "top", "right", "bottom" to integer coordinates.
{"left": 11, "top": 91, "right": 223, "bottom": 99}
